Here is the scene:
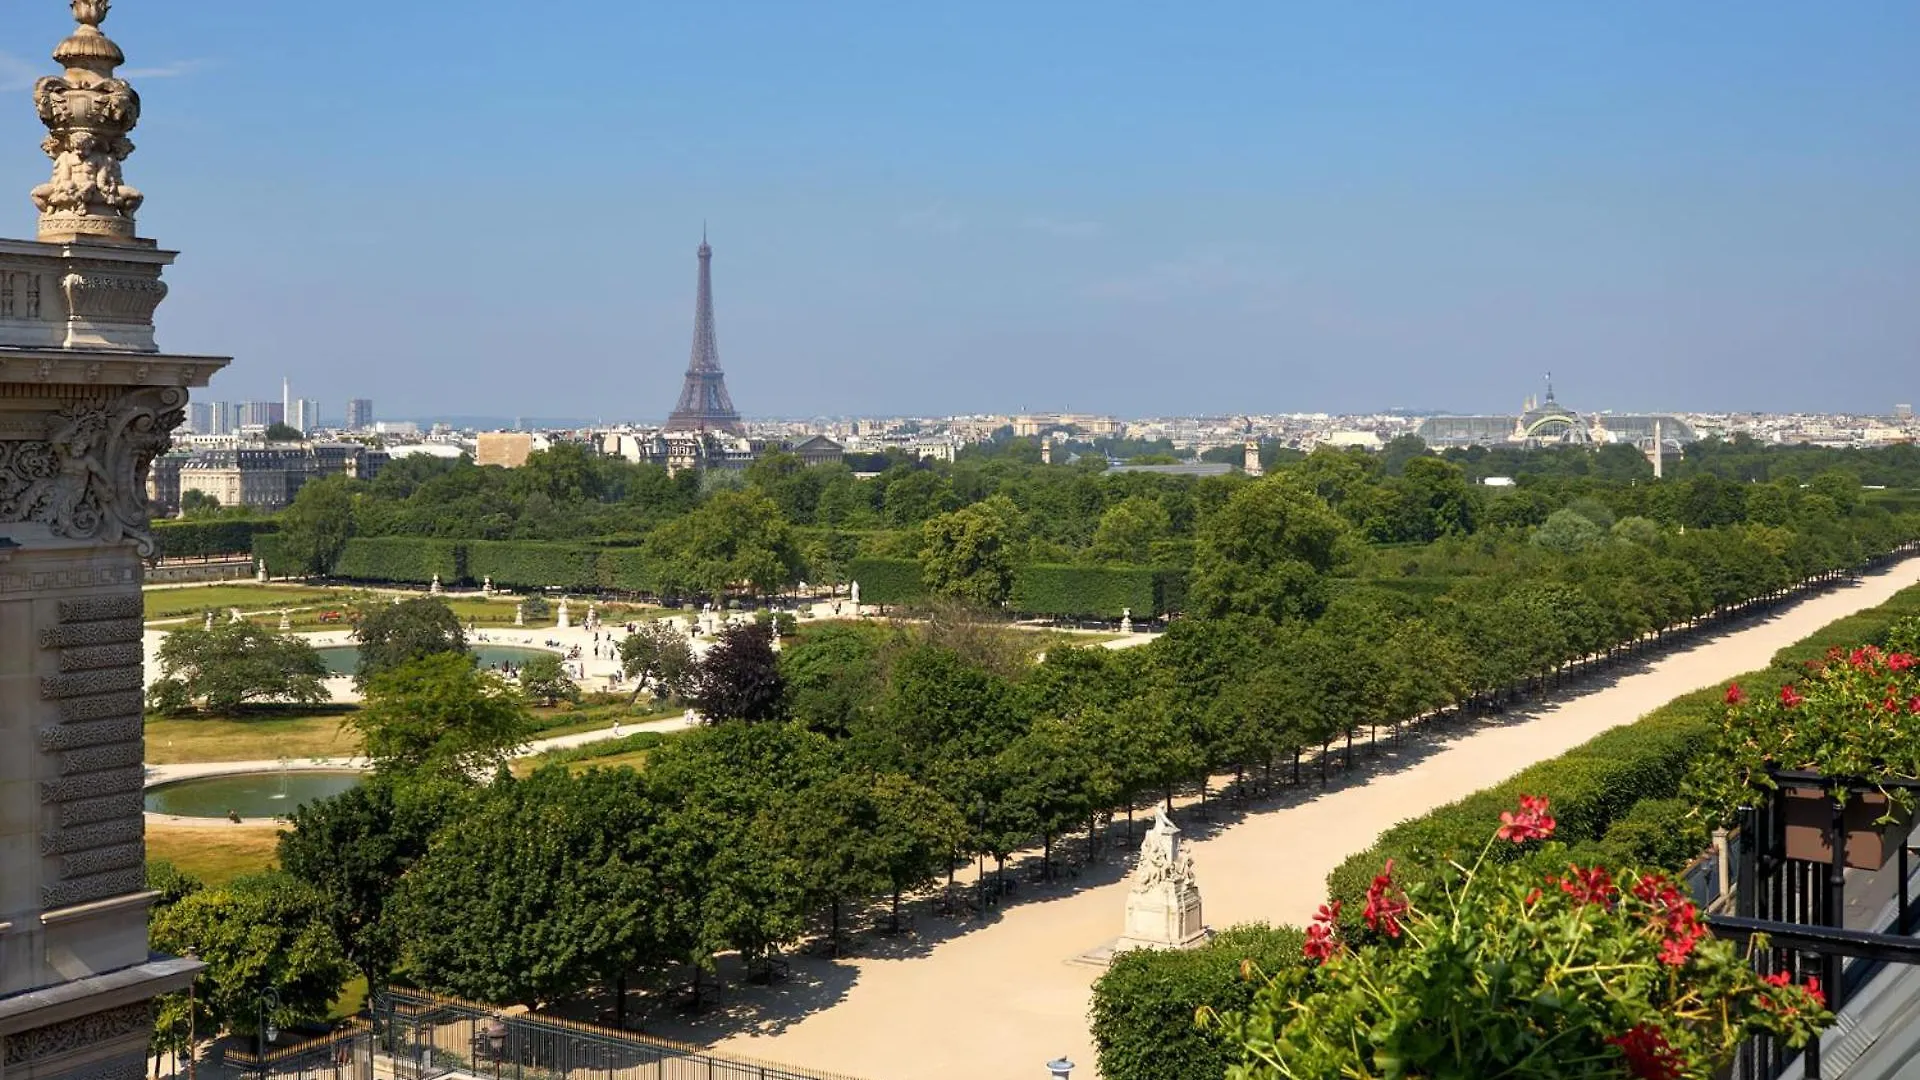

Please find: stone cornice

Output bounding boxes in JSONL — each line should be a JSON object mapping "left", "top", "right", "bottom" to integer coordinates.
{"left": 0, "top": 350, "right": 228, "bottom": 387}
{"left": 0, "top": 237, "right": 173, "bottom": 265}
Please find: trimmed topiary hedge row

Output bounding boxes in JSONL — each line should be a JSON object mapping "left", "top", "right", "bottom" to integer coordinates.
{"left": 1090, "top": 924, "right": 1305, "bottom": 1080}
{"left": 1011, "top": 565, "right": 1156, "bottom": 619}
{"left": 333, "top": 536, "right": 463, "bottom": 584}
{"left": 152, "top": 518, "right": 278, "bottom": 559}
{"left": 846, "top": 557, "right": 928, "bottom": 606}
{"left": 1325, "top": 578, "right": 1920, "bottom": 926}
{"left": 850, "top": 557, "right": 1189, "bottom": 617}
{"left": 466, "top": 540, "right": 602, "bottom": 591}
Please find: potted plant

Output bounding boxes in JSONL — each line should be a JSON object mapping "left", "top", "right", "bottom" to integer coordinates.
{"left": 1696, "top": 644, "right": 1920, "bottom": 869}
{"left": 1213, "top": 797, "right": 1829, "bottom": 1079}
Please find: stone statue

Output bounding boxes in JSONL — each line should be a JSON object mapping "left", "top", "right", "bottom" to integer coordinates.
{"left": 482, "top": 575, "right": 493, "bottom": 596}
{"left": 556, "top": 598, "right": 571, "bottom": 630}
{"left": 514, "top": 602, "right": 525, "bottom": 627}
{"left": 29, "top": 1, "right": 147, "bottom": 242}
{"left": 227, "top": 607, "right": 241, "bottom": 624}
{"left": 429, "top": 573, "right": 442, "bottom": 595}
{"left": 277, "top": 611, "right": 290, "bottom": 632}
{"left": 202, "top": 610, "right": 213, "bottom": 631}
{"left": 256, "top": 560, "right": 268, "bottom": 583}
{"left": 1120, "top": 607, "right": 1133, "bottom": 634}
{"left": 1115, "top": 807, "right": 1206, "bottom": 953}
{"left": 850, "top": 580, "right": 861, "bottom": 607}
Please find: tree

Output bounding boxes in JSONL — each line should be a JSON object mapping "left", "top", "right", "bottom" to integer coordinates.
{"left": 618, "top": 620, "right": 697, "bottom": 706}
{"left": 691, "top": 622, "right": 787, "bottom": 723}
{"left": 919, "top": 497, "right": 1017, "bottom": 607}
{"left": 350, "top": 653, "right": 533, "bottom": 777}
{"left": 278, "top": 475, "right": 355, "bottom": 577}
{"left": 1532, "top": 508, "right": 1608, "bottom": 555}
{"left": 518, "top": 652, "right": 580, "bottom": 706}
{"left": 179, "top": 489, "right": 222, "bottom": 518}
{"left": 1085, "top": 496, "right": 1173, "bottom": 565}
{"left": 276, "top": 775, "right": 466, "bottom": 986}
{"left": 391, "top": 768, "right": 668, "bottom": 1012}
{"left": 642, "top": 490, "right": 802, "bottom": 599}
{"left": 780, "top": 622, "right": 893, "bottom": 738}
{"left": 148, "top": 872, "right": 351, "bottom": 1037}
{"left": 352, "top": 596, "right": 466, "bottom": 689}
{"left": 147, "top": 622, "right": 330, "bottom": 715}
{"left": 264, "top": 421, "right": 304, "bottom": 442}
{"left": 1189, "top": 478, "right": 1348, "bottom": 623}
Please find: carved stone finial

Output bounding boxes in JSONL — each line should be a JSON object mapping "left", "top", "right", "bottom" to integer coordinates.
{"left": 30, "top": 0, "right": 144, "bottom": 244}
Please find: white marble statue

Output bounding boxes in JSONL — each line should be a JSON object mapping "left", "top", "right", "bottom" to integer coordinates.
{"left": 256, "top": 560, "right": 267, "bottom": 583}
{"left": 277, "top": 611, "right": 290, "bottom": 632}
{"left": 482, "top": 576, "right": 493, "bottom": 596}
{"left": 556, "top": 598, "right": 571, "bottom": 630}
{"left": 203, "top": 611, "right": 214, "bottom": 631}
{"left": 1115, "top": 808, "right": 1206, "bottom": 952}
{"left": 1121, "top": 607, "right": 1133, "bottom": 634}
{"left": 429, "top": 573, "right": 442, "bottom": 595}
{"left": 850, "top": 580, "right": 861, "bottom": 607}
{"left": 514, "top": 603, "right": 525, "bottom": 627}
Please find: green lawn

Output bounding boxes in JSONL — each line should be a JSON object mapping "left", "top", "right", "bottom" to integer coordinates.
{"left": 146, "top": 824, "right": 280, "bottom": 885}
{"left": 144, "top": 584, "right": 357, "bottom": 621}
{"left": 145, "top": 708, "right": 360, "bottom": 764}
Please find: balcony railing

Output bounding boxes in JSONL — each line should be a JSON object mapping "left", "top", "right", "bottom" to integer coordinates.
{"left": 1708, "top": 772, "right": 1920, "bottom": 1080}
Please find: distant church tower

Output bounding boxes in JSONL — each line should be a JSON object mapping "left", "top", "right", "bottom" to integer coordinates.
{"left": 665, "top": 229, "right": 744, "bottom": 434}
{"left": 1244, "top": 439, "right": 1263, "bottom": 477}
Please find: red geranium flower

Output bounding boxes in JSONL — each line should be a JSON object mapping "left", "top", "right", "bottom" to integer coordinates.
{"left": 1888, "top": 652, "right": 1915, "bottom": 672}
{"left": 1558, "top": 863, "right": 1618, "bottom": 908}
{"left": 1608, "top": 1023, "right": 1683, "bottom": 1080}
{"left": 1781, "top": 684, "right": 1804, "bottom": 708}
{"left": 1363, "top": 859, "right": 1410, "bottom": 939}
{"left": 1724, "top": 683, "right": 1745, "bottom": 705}
{"left": 1303, "top": 902, "right": 1341, "bottom": 961}
{"left": 1496, "top": 794, "right": 1556, "bottom": 843}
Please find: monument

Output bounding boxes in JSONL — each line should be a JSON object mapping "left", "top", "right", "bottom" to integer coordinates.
{"left": 1114, "top": 809, "right": 1207, "bottom": 953}
{"left": 556, "top": 598, "right": 570, "bottom": 630}
{"left": 0, "top": 4, "right": 227, "bottom": 1077}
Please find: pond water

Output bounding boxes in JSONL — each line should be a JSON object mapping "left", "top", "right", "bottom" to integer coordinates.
{"left": 144, "top": 770, "right": 364, "bottom": 819}
{"left": 315, "top": 644, "right": 555, "bottom": 676}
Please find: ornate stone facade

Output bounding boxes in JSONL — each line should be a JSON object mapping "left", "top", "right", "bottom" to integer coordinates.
{"left": 29, "top": 2, "right": 144, "bottom": 245}
{"left": 0, "top": 7, "right": 227, "bottom": 1080}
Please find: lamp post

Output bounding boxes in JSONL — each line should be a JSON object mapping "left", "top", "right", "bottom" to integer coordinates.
{"left": 183, "top": 947, "right": 198, "bottom": 1080}
{"left": 1047, "top": 1057, "right": 1075, "bottom": 1080}
{"left": 257, "top": 987, "right": 282, "bottom": 1067}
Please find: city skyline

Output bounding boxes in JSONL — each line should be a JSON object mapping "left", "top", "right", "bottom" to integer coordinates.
{"left": 6, "top": 3, "right": 1913, "bottom": 418}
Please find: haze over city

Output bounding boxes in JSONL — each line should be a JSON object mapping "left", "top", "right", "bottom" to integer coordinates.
{"left": 2, "top": 1, "right": 1914, "bottom": 419}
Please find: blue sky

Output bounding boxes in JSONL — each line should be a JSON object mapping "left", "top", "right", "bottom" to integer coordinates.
{"left": 4, "top": 1, "right": 1917, "bottom": 421}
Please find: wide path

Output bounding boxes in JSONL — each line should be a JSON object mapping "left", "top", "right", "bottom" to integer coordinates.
{"left": 665, "top": 559, "right": 1920, "bottom": 1080}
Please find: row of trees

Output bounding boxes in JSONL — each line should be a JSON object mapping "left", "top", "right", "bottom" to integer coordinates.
{"left": 251, "top": 435, "right": 1920, "bottom": 603}
{"left": 174, "top": 500, "right": 1918, "bottom": 1029}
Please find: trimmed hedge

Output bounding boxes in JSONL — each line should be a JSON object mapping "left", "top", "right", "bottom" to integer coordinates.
{"left": 851, "top": 557, "right": 1189, "bottom": 617}
{"left": 597, "top": 548, "right": 651, "bottom": 593}
{"left": 1010, "top": 565, "right": 1156, "bottom": 619}
{"left": 1326, "top": 578, "right": 1920, "bottom": 924}
{"left": 466, "top": 540, "right": 602, "bottom": 591}
{"left": 1090, "top": 924, "right": 1305, "bottom": 1080}
{"left": 848, "top": 557, "right": 927, "bottom": 606}
{"left": 251, "top": 532, "right": 288, "bottom": 574}
{"left": 331, "top": 537, "right": 463, "bottom": 584}
{"left": 154, "top": 518, "right": 277, "bottom": 559}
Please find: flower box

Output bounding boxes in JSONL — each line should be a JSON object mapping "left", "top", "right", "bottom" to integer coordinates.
{"left": 1781, "top": 788, "right": 1910, "bottom": 870}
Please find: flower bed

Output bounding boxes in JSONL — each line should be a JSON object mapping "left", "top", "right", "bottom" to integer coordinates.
{"left": 1221, "top": 799, "right": 1829, "bottom": 1079}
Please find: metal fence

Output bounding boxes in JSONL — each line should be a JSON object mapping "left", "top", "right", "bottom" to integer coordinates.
{"left": 223, "top": 1021, "right": 374, "bottom": 1080}
{"left": 1709, "top": 773, "right": 1920, "bottom": 1080}
{"left": 375, "top": 988, "right": 874, "bottom": 1080}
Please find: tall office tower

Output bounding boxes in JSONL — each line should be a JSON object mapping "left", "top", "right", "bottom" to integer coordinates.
{"left": 664, "top": 229, "right": 745, "bottom": 434}
{"left": 347, "top": 397, "right": 374, "bottom": 430}
{"left": 210, "top": 399, "right": 232, "bottom": 434}
{"left": 188, "top": 399, "right": 213, "bottom": 434}
{"left": 0, "top": 5, "right": 229, "bottom": 1076}
{"left": 1898, "top": 404, "right": 1914, "bottom": 421}
{"left": 291, "top": 397, "right": 320, "bottom": 433}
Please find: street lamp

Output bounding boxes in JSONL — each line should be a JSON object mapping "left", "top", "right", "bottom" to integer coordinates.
{"left": 257, "top": 987, "right": 282, "bottom": 1064}
{"left": 1047, "top": 1057, "right": 1075, "bottom": 1080}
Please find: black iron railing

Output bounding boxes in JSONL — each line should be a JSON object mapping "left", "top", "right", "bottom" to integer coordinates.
{"left": 1708, "top": 772, "right": 1920, "bottom": 1080}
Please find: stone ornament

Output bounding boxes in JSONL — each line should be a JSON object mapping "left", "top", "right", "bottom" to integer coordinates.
{"left": 0, "top": 387, "right": 185, "bottom": 555}
{"left": 2, "top": 1002, "right": 151, "bottom": 1065}
{"left": 1116, "top": 807, "right": 1207, "bottom": 952}
{"left": 30, "top": 1, "right": 145, "bottom": 243}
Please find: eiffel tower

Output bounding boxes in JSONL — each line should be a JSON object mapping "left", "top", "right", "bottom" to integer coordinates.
{"left": 665, "top": 229, "right": 744, "bottom": 434}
